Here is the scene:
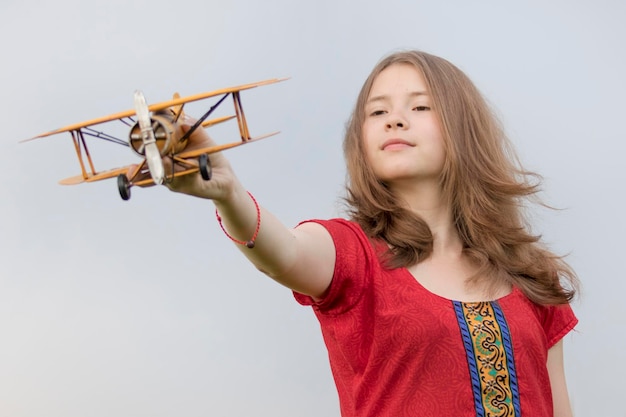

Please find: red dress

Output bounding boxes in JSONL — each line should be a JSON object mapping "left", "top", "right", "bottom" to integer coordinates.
{"left": 294, "top": 219, "right": 577, "bottom": 417}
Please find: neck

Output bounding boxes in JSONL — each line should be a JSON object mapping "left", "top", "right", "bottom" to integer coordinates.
{"left": 392, "top": 180, "right": 462, "bottom": 256}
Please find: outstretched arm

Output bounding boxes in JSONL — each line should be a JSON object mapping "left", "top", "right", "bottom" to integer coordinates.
{"left": 164, "top": 118, "right": 336, "bottom": 298}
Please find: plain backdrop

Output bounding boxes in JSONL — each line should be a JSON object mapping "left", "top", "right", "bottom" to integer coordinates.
{"left": 1, "top": 1, "right": 624, "bottom": 416}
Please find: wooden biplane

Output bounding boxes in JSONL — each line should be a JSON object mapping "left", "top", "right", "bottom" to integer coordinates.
{"left": 22, "top": 78, "right": 287, "bottom": 200}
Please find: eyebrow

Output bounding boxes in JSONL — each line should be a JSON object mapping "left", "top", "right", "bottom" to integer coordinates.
{"left": 366, "top": 91, "right": 429, "bottom": 104}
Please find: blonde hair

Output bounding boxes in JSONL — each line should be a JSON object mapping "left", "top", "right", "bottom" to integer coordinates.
{"left": 343, "top": 50, "right": 578, "bottom": 305}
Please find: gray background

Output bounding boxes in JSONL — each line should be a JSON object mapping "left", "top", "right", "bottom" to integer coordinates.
{"left": 1, "top": 0, "right": 624, "bottom": 416}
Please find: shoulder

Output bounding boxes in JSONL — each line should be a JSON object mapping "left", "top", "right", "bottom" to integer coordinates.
{"left": 298, "top": 218, "right": 366, "bottom": 236}
{"left": 293, "top": 218, "right": 385, "bottom": 314}
{"left": 501, "top": 289, "right": 578, "bottom": 348}
{"left": 298, "top": 218, "right": 385, "bottom": 263}
{"left": 533, "top": 302, "right": 578, "bottom": 348}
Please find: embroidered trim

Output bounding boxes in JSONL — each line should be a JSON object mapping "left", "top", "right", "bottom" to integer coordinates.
{"left": 454, "top": 301, "right": 521, "bottom": 417}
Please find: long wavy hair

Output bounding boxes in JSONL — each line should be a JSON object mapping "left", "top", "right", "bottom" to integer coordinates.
{"left": 343, "top": 50, "right": 578, "bottom": 305}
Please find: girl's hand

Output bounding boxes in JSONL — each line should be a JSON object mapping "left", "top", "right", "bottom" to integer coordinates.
{"left": 128, "top": 116, "right": 239, "bottom": 202}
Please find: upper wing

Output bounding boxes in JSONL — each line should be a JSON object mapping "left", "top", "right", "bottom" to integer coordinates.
{"left": 147, "top": 78, "right": 288, "bottom": 113}
{"left": 23, "top": 78, "right": 288, "bottom": 141}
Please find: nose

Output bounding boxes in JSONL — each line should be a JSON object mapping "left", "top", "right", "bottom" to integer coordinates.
{"left": 385, "top": 112, "right": 408, "bottom": 130}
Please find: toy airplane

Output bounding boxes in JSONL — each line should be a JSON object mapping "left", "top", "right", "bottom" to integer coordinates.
{"left": 22, "top": 78, "right": 287, "bottom": 200}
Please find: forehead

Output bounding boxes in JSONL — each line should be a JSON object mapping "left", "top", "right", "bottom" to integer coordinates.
{"left": 368, "top": 63, "right": 428, "bottom": 98}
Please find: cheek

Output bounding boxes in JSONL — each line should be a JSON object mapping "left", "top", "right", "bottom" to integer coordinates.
{"left": 427, "top": 122, "right": 446, "bottom": 156}
{"left": 434, "top": 140, "right": 448, "bottom": 174}
{"left": 361, "top": 124, "right": 376, "bottom": 161}
{"left": 431, "top": 138, "right": 447, "bottom": 164}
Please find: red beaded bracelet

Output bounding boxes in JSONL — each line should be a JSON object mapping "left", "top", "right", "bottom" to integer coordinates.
{"left": 215, "top": 191, "right": 261, "bottom": 249}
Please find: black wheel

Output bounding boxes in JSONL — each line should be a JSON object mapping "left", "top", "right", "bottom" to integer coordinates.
{"left": 199, "top": 153, "right": 212, "bottom": 181}
{"left": 117, "top": 174, "right": 131, "bottom": 200}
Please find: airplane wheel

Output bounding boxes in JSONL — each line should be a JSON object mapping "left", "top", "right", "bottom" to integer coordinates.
{"left": 199, "top": 154, "right": 212, "bottom": 181}
{"left": 117, "top": 174, "right": 131, "bottom": 200}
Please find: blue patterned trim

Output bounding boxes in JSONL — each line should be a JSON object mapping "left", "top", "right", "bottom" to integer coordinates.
{"left": 492, "top": 301, "right": 521, "bottom": 416}
{"left": 454, "top": 300, "right": 486, "bottom": 417}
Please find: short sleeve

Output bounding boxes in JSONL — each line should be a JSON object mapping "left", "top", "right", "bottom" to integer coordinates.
{"left": 292, "top": 218, "right": 376, "bottom": 315}
{"left": 539, "top": 303, "right": 578, "bottom": 348}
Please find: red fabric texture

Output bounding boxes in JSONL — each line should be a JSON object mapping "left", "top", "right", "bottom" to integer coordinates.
{"left": 294, "top": 218, "right": 577, "bottom": 417}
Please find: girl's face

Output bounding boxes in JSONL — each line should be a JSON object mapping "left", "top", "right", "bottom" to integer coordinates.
{"left": 362, "top": 64, "right": 446, "bottom": 190}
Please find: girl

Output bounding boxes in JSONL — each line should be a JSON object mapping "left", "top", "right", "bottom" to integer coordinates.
{"left": 161, "top": 50, "right": 578, "bottom": 417}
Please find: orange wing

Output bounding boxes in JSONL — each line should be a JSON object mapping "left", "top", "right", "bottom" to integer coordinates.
{"left": 59, "top": 166, "right": 132, "bottom": 185}
{"left": 176, "top": 132, "right": 280, "bottom": 159}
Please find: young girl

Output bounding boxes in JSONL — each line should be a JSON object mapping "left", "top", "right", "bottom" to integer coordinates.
{"left": 160, "top": 50, "right": 579, "bottom": 417}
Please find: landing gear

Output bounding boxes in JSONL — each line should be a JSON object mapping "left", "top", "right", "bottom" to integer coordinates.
{"left": 117, "top": 174, "right": 131, "bottom": 200}
{"left": 199, "top": 154, "right": 212, "bottom": 181}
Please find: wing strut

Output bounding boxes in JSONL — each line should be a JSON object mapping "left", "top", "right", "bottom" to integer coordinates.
{"left": 233, "top": 91, "right": 250, "bottom": 141}
{"left": 178, "top": 93, "right": 231, "bottom": 143}
{"left": 69, "top": 130, "right": 99, "bottom": 180}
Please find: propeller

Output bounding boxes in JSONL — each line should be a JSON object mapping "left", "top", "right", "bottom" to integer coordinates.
{"left": 133, "top": 90, "right": 165, "bottom": 185}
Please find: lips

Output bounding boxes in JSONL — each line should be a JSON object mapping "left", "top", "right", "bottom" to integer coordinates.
{"left": 381, "top": 138, "right": 414, "bottom": 150}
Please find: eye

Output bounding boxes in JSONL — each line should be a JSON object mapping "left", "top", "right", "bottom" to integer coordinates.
{"left": 413, "top": 106, "right": 430, "bottom": 111}
{"left": 369, "top": 109, "right": 387, "bottom": 117}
